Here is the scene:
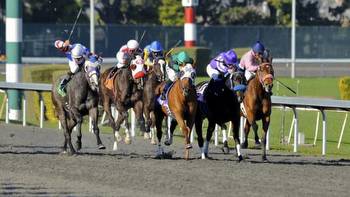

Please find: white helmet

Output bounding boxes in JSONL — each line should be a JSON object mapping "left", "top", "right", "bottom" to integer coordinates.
{"left": 127, "top": 39, "right": 139, "bottom": 50}
{"left": 71, "top": 44, "right": 85, "bottom": 58}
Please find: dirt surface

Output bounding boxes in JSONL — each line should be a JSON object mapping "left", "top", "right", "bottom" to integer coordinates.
{"left": 1, "top": 124, "right": 350, "bottom": 197}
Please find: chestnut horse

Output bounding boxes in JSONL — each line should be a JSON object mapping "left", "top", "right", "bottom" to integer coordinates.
{"left": 99, "top": 55, "right": 146, "bottom": 151}
{"left": 241, "top": 62, "right": 274, "bottom": 161}
{"left": 195, "top": 71, "right": 246, "bottom": 161}
{"left": 155, "top": 64, "right": 197, "bottom": 160}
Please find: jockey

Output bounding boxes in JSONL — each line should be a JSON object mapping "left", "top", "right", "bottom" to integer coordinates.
{"left": 54, "top": 39, "right": 90, "bottom": 96}
{"left": 206, "top": 49, "right": 241, "bottom": 82}
{"left": 144, "top": 41, "right": 164, "bottom": 71}
{"left": 160, "top": 51, "right": 193, "bottom": 100}
{"left": 239, "top": 41, "right": 265, "bottom": 82}
{"left": 113, "top": 39, "right": 141, "bottom": 71}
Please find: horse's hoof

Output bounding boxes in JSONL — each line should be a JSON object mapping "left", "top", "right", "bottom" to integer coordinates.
{"left": 151, "top": 138, "right": 157, "bottom": 145}
{"left": 125, "top": 137, "right": 132, "bottom": 145}
{"left": 201, "top": 153, "right": 206, "bottom": 160}
{"left": 262, "top": 155, "right": 268, "bottom": 162}
{"left": 222, "top": 141, "right": 230, "bottom": 154}
{"left": 185, "top": 144, "right": 192, "bottom": 149}
{"left": 237, "top": 155, "right": 243, "bottom": 163}
{"left": 75, "top": 142, "right": 82, "bottom": 151}
{"left": 60, "top": 150, "right": 68, "bottom": 155}
{"left": 254, "top": 142, "right": 262, "bottom": 149}
{"left": 144, "top": 132, "right": 151, "bottom": 140}
{"left": 164, "top": 141, "right": 171, "bottom": 146}
{"left": 98, "top": 144, "right": 106, "bottom": 150}
{"left": 241, "top": 142, "right": 248, "bottom": 149}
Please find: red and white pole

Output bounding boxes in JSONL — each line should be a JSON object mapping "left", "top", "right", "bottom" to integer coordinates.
{"left": 182, "top": 0, "right": 198, "bottom": 48}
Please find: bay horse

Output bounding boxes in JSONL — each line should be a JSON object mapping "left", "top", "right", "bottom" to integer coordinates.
{"left": 52, "top": 56, "right": 105, "bottom": 155}
{"left": 240, "top": 61, "right": 274, "bottom": 161}
{"left": 195, "top": 71, "right": 246, "bottom": 161}
{"left": 142, "top": 58, "right": 166, "bottom": 144}
{"left": 154, "top": 64, "right": 197, "bottom": 160}
{"left": 99, "top": 55, "right": 146, "bottom": 151}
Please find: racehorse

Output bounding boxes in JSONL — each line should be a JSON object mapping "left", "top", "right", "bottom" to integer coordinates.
{"left": 142, "top": 58, "right": 166, "bottom": 144}
{"left": 52, "top": 57, "right": 105, "bottom": 155}
{"left": 195, "top": 71, "right": 246, "bottom": 161}
{"left": 154, "top": 64, "right": 197, "bottom": 160}
{"left": 99, "top": 55, "right": 146, "bottom": 151}
{"left": 240, "top": 60, "right": 274, "bottom": 161}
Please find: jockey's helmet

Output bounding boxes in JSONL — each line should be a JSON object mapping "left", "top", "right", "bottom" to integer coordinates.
{"left": 150, "top": 41, "right": 163, "bottom": 52}
{"left": 144, "top": 44, "right": 151, "bottom": 53}
{"left": 223, "top": 50, "right": 238, "bottom": 65}
{"left": 127, "top": 39, "right": 139, "bottom": 50}
{"left": 252, "top": 41, "right": 265, "bottom": 55}
{"left": 176, "top": 51, "right": 190, "bottom": 65}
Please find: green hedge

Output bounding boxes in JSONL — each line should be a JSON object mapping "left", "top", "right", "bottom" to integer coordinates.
{"left": 172, "top": 46, "right": 211, "bottom": 76}
{"left": 339, "top": 76, "right": 350, "bottom": 100}
{"left": 23, "top": 64, "right": 67, "bottom": 122}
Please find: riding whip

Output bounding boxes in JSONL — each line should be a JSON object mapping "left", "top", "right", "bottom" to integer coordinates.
{"left": 138, "top": 30, "right": 147, "bottom": 46}
{"left": 275, "top": 78, "right": 297, "bottom": 94}
{"left": 68, "top": 7, "right": 83, "bottom": 41}
{"left": 165, "top": 40, "right": 182, "bottom": 57}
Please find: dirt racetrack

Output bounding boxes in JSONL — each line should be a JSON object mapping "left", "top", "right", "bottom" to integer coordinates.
{"left": 1, "top": 123, "right": 350, "bottom": 197}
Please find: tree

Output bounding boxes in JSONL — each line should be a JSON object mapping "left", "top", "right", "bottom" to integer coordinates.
{"left": 159, "top": 0, "right": 183, "bottom": 26}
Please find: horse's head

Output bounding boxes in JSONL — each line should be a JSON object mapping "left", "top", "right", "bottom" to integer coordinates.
{"left": 130, "top": 55, "right": 146, "bottom": 80}
{"left": 84, "top": 55, "right": 102, "bottom": 93}
{"left": 225, "top": 71, "right": 246, "bottom": 103}
{"left": 257, "top": 62, "right": 274, "bottom": 93}
{"left": 152, "top": 57, "right": 166, "bottom": 82}
{"left": 179, "top": 63, "right": 196, "bottom": 97}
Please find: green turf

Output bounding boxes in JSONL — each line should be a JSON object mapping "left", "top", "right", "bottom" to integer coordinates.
{"left": 1, "top": 72, "right": 350, "bottom": 158}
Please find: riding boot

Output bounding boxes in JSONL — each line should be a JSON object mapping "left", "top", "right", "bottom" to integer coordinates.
{"left": 161, "top": 80, "right": 172, "bottom": 100}
{"left": 57, "top": 71, "right": 73, "bottom": 97}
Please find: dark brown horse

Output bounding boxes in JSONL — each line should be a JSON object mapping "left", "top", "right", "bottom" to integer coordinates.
{"left": 241, "top": 62, "right": 274, "bottom": 161}
{"left": 155, "top": 64, "right": 197, "bottom": 160}
{"left": 99, "top": 55, "right": 146, "bottom": 151}
{"left": 52, "top": 58, "right": 105, "bottom": 155}
{"left": 142, "top": 58, "right": 166, "bottom": 144}
{"left": 195, "top": 71, "right": 245, "bottom": 161}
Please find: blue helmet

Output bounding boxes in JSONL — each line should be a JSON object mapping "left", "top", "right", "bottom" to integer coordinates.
{"left": 223, "top": 50, "right": 238, "bottom": 65}
{"left": 252, "top": 41, "right": 265, "bottom": 54}
{"left": 150, "top": 41, "right": 163, "bottom": 52}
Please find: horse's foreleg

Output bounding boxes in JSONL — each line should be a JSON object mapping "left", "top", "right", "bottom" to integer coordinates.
{"left": 173, "top": 112, "right": 191, "bottom": 160}
{"left": 90, "top": 107, "right": 105, "bottom": 149}
{"left": 242, "top": 119, "right": 251, "bottom": 149}
{"left": 75, "top": 120, "right": 82, "bottom": 151}
{"left": 58, "top": 113, "right": 69, "bottom": 154}
{"left": 155, "top": 108, "right": 165, "bottom": 157}
{"left": 150, "top": 111, "right": 157, "bottom": 145}
{"left": 117, "top": 110, "right": 131, "bottom": 145}
{"left": 164, "top": 119, "right": 177, "bottom": 146}
{"left": 195, "top": 115, "right": 205, "bottom": 159}
{"left": 133, "top": 101, "right": 146, "bottom": 136}
{"left": 204, "top": 121, "right": 216, "bottom": 158}
{"left": 231, "top": 118, "right": 243, "bottom": 162}
{"left": 65, "top": 117, "right": 77, "bottom": 155}
{"left": 261, "top": 116, "right": 270, "bottom": 161}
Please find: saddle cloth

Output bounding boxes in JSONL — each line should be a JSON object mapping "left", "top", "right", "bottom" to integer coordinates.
{"left": 104, "top": 68, "right": 119, "bottom": 90}
{"left": 157, "top": 83, "right": 175, "bottom": 118}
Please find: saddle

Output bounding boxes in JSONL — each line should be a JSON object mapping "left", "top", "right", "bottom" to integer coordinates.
{"left": 104, "top": 67, "right": 120, "bottom": 90}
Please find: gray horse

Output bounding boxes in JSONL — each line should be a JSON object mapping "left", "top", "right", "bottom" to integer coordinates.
{"left": 52, "top": 58, "right": 105, "bottom": 155}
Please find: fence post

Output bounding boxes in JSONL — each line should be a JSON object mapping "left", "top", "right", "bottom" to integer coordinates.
{"left": 22, "top": 92, "right": 26, "bottom": 126}
{"left": 292, "top": 107, "right": 298, "bottom": 153}
{"left": 321, "top": 109, "right": 327, "bottom": 155}
{"left": 39, "top": 92, "right": 44, "bottom": 128}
